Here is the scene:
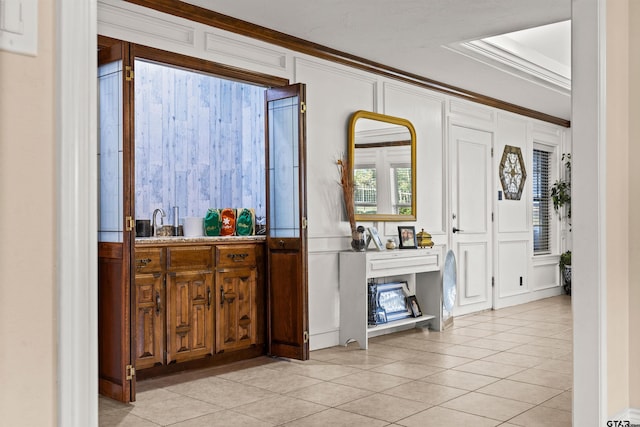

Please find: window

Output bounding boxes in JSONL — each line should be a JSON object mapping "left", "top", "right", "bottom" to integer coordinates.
{"left": 392, "top": 165, "right": 412, "bottom": 215}
{"left": 532, "top": 149, "right": 551, "bottom": 254}
{"left": 354, "top": 166, "right": 377, "bottom": 214}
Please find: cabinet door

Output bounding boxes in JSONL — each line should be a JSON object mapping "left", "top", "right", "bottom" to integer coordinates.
{"left": 134, "top": 273, "right": 164, "bottom": 369}
{"left": 216, "top": 267, "right": 257, "bottom": 352}
{"left": 166, "top": 271, "right": 214, "bottom": 363}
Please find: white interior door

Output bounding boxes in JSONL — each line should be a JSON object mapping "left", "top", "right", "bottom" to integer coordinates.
{"left": 450, "top": 125, "right": 493, "bottom": 316}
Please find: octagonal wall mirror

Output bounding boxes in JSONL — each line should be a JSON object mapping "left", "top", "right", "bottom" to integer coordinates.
{"left": 348, "top": 110, "right": 417, "bottom": 222}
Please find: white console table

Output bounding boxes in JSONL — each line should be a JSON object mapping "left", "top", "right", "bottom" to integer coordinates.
{"left": 339, "top": 247, "right": 443, "bottom": 349}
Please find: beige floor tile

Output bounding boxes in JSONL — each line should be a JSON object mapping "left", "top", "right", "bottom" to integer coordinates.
{"left": 540, "top": 391, "right": 572, "bottom": 411}
{"left": 464, "top": 338, "right": 522, "bottom": 352}
{"left": 396, "top": 406, "right": 500, "bottom": 427}
{"left": 133, "top": 387, "right": 182, "bottom": 404}
{"left": 269, "top": 360, "right": 363, "bottom": 380}
{"left": 324, "top": 351, "right": 397, "bottom": 369}
{"left": 383, "top": 380, "right": 468, "bottom": 405}
{"left": 506, "top": 344, "right": 571, "bottom": 359}
{"left": 99, "top": 396, "right": 131, "bottom": 414}
{"left": 480, "top": 351, "right": 546, "bottom": 368}
{"left": 449, "top": 327, "right": 496, "bottom": 338}
{"left": 452, "top": 360, "right": 526, "bottom": 378}
{"left": 331, "top": 370, "right": 412, "bottom": 392}
{"left": 365, "top": 343, "right": 429, "bottom": 360}
{"left": 282, "top": 408, "right": 388, "bottom": 427}
{"left": 476, "top": 379, "right": 563, "bottom": 405}
{"left": 485, "top": 332, "right": 539, "bottom": 344}
{"left": 550, "top": 330, "right": 573, "bottom": 341}
{"left": 169, "top": 410, "right": 274, "bottom": 427}
{"left": 424, "top": 332, "right": 479, "bottom": 345}
{"left": 508, "top": 368, "right": 572, "bottom": 390}
{"left": 232, "top": 395, "right": 327, "bottom": 425}
{"left": 534, "top": 359, "right": 572, "bottom": 375}
{"left": 508, "top": 405, "right": 572, "bottom": 426}
{"left": 441, "top": 392, "right": 533, "bottom": 421}
{"left": 405, "top": 352, "right": 473, "bottom": 369}
{"left": 485, "top": 318, "right": 533, "bottom": 327}
{"left": 99, "top": 409, "right": 159, "bottom": 427}
{"left": 285, "top": 381, "right": 373, "bottom": 407}
{"left": 370, "top": 360, "right": 444, "bottom": 379}
{"left": 466, "top": 322, "right": 519, "bottom": 332}
{"left": 432, "top": 344, "right": 498, "bottom": 359}
{"left": 129, "top": 395, "right": 222, "bottom": 426}
{"left": 337, "top": 393, "right": 432, "bottom": 422}
{"left": 507, "top": 327, "right": 558, "bottom": 338}
{"left": 421, "top": 369, "right": 500, "bottom": 391}
{"left": 221, "top": 366, "right": 323, "bottom": 393}
{"left": 530, "top": 337, "right": 573, "bottom": 350}
{"left": 449, "top": 318, "right": 479, "bottom": 328}
{"left": 165, "top": 377, "right": 274, "bottom": 408}
{"left": 384, "top": 339, "right": 454, "bottom": 353}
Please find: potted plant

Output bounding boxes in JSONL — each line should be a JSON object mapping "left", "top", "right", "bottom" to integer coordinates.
{"left": 559, "top": 250, "right": 572, "bottom": 295}
{"left": 550, "top": 153, "right": 571, "bottom": 222}
{"left": 551, "top": 153, "right": 571, "bottom": 294}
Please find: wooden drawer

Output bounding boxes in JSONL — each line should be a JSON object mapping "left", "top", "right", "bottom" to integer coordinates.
{"left": 167, "top": 246, "right": 213, "bottom": 271}
{"left": 216, "top": 244, "right": 257, "bottom": 268}
{"left": 134, "top": 247, "right": 163, "bottom": 273}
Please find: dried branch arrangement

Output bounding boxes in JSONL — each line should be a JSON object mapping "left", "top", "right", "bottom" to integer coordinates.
{"left": 337, "top": 157, "right": 356, "bottom": 233}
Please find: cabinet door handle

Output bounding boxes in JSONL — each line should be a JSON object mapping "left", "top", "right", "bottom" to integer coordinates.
{"left": 220, "top": 285, "right": 225, "bottom": 306}
{"left": 155, "top": 291, "right": 161, "bottom": 316}
{"left": 207, "top": 287, "right": 211, "bottom": 309}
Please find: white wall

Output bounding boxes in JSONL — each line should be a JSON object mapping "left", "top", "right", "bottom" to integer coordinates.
{"left": 98, "top": 0, "right": 568, "bottom": 350}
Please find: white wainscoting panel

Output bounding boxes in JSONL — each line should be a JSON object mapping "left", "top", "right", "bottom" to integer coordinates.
{"left": 308, "top": 252, "right": 341, "bottom": 349}
{"left": 384, "top": 82, "right": 447, "bottom": 235}
{"left": 204, "top": 32, "right": 288, "bottom": 73}
{"left": 497, "top": 240, "right": 529, "bottom": 298}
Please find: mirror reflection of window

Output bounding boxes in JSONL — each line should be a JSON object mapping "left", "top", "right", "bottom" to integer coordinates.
{"left": 349, "top": 111, "right": 416, "bottom": 221}
{"left": 354, "top": 166, "right": 377, "bottom": 214}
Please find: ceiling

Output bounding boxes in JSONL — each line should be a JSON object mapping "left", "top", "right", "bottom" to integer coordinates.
{"left": 181, "top": 0, "right": 572, "bottom": 121}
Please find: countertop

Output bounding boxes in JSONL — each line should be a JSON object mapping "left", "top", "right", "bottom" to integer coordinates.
{"left": 135, "top": 235, "right": 266, "bottom": 246}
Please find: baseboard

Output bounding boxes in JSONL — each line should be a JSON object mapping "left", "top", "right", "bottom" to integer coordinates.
{"left": 309, "top": 329, "right": 339, "bottom": 351}
{"left": 610, "top": 407, "right": 640, "bottom": 423}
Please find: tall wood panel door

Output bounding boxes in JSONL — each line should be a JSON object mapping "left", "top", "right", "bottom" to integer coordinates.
{"left": 97, "top": 37, "right": 136, "bottom": 402}
{"left": 450, "top": 125, "right": 494, "bottom": 316}
{"left": 265, "top": 84, "right": 309, "bottom": 360}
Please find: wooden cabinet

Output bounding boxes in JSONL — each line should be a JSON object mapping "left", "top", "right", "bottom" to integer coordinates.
{"left": 134, "top": 248, "right": 164, "bottom": 370}
{"left": 166, "top": 270, "right": 214, "bottom": 363}
{"left": 215, "top": 245, "right": 259, "bottom": 353}
{"left": 132, "top": 241, "right": 264, "bottom": 374}
{"left": 166, "top": 246, "right": 214, "bottom": 363}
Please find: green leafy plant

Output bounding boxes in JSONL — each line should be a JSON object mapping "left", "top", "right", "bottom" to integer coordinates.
{"left": 551, "top": 153, "right": 571, "bottom": 221}
{"left": 559, "top": 250, "right": 572, "bottom": 269}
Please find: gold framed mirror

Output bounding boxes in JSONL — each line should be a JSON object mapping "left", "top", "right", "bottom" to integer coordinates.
{"left": 348, "top": 110, "right": 417, "bottom": 222}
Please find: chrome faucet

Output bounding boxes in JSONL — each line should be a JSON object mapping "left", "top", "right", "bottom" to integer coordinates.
{"left": 152, "top": 208, "right": 166, "bottom": 236}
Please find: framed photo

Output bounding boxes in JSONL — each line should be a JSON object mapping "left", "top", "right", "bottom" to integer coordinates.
{"left": 367, "top": 227, "right": 385, "bottom": 251}
{"left": 398, "top": 226, "right": 417, "bottom": 249}
{"left": 407, "top": 295, "right": 422, "bottom": 317}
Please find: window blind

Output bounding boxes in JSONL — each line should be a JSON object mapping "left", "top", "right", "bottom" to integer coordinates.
{"left": 533, "top": 149, "right": 551, "bottom": 254}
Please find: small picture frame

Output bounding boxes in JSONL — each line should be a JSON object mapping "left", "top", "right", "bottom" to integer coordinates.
{"left": 398, "top": 226, "right": 417, "bottom": 249}
{"left": 374, "top": 307, "right": 388, "bottom": 325}
{"left": 367, "top": 227, "right": 385, "bottom": 251}
{"left": 407, "top": 295, "right": 422, "bottom": 317}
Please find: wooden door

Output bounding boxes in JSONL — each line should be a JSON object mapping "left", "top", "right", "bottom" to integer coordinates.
{"left": 265, "top": 84, "right": 309, "bottom": 360}
{"left": 450, "top": 125, "right": 494, "bottom": 316}
{"left": 166, "top": 271, "right": 214, "bottom": 363}
{"left": 216, "top": 267, "right": 258, "bottom": 352}
{"left": 97, "top": 37, "right": 136, "bottom": 402}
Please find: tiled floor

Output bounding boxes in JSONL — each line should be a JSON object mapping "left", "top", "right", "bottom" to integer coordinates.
{"left": 99, "top": 295, "right": 572, "bottom": 426}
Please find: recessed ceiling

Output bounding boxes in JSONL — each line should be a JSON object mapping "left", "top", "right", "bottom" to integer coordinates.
{"left": 181, "top": 0, "right": 572, "bottom": 120}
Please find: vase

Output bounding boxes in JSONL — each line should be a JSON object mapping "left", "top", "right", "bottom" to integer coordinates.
{"left": 562, "top": 265, "right": 572, "bottom": 295}
{"left": 351, "top": 227, "right": 366, "bottom": 251}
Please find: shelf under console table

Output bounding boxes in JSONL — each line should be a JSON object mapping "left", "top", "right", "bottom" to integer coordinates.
{"left": 339, "top": 247, "right": 444, "bottom": 349}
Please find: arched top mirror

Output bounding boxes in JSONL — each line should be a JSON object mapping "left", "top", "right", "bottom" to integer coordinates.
{"left": 348, "top": 110, "right": 417, "bottom": 222}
